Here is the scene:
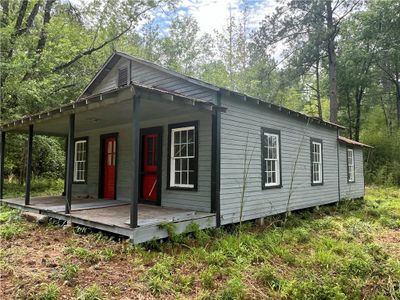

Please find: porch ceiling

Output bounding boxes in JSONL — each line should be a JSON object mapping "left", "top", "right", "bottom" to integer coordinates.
{"left": 2, "top": 85, "right": 218, "bottom": 136}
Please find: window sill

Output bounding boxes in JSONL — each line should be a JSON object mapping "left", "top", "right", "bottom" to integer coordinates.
{"left": 167, "top": 186, "right": 197, "bottom": 192}
{"left": 311, "top": 182, "right": 324, "bottom": 186}
{"left": 262, "top": 184, "right": 282, "bottom": 190}
{"left": 73, "top": 181, "right": 87, "bottom": 185}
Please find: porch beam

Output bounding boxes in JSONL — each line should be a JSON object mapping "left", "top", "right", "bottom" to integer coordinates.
{"left": 0, "top": 131, "right": 5, "bottom": 199}
{"left": 25, "top": 125, "right": 34, "bottom": 205}
{"left": 65, "top": 114, "right": 75, "bottom": 214}
{"left": 130, "top": 94, "right": 141, "bottom": 228}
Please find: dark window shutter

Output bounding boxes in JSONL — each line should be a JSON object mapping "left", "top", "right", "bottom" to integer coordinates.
{"left": 118, "top": 67, "right": 128, "bottom": 87}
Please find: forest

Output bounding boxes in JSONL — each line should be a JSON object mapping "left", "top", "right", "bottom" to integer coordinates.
{"left": 0, "top": 0, "right": 399, "bottom": 188}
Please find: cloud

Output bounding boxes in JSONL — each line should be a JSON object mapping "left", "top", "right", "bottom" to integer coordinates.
{"left": 175, "top": 0, "right": 278, "bottom": 35}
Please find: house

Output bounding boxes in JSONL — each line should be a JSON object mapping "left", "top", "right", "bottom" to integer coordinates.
{"left": 0, "top": 52, "right": 371, "bottom": 243}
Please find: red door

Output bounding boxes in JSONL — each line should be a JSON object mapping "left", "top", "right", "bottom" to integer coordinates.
{"left": 141, "top": 133, "right": 159, "bottom": 203}
{"left": 103, "top": 137, "right": 116, "bottom": 199}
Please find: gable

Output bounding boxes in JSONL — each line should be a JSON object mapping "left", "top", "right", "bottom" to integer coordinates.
{"left": 83, "top": 53, "right": 218, "bottom": 103}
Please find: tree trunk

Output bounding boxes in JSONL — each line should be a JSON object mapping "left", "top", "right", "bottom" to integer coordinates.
{"left": 354, "top": 87, "right": 364, "bottom": 142}
{"left": 315, "top": 58, "right": 322, "bottom": 119}
{"left": 326, "top": 0, "right": 338, "bottom": 124}
{"left": 396, "top": 80, "right": 400, "bottom": 127}
{"left": 346, "top": 92, "right": 353, "bottom": 139}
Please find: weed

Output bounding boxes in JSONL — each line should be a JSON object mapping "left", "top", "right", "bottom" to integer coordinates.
{"left": 255, "top": 265, "right": 282, "bottom": 291}
{"left": 37, "top": 283, "right": 60, "bottom": 300}
{"left": 216, "top": 276, "right": 247, "bottom": 300}
{"left": 0, "top": 223, "right": 26, "bottom": 240}
{"left": 99, "top": 248, "right": 115, "bottom": 261}
{"left": 200, "top": 268, "right": 216, "bottom": 289}
{"left": 76, "top": 284, "right": 103, "bottom": 300}
{"left": 65, "top": 247, "right": 101, "bottom": 264}
{"left": 143, "top": 256, "right": 174, "bottom": 295}
{"left": 61, "top": 263, "right": 80, "bottom": 281}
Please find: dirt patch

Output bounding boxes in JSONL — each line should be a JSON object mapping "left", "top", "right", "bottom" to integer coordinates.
{"left": 0, "top": 225, "right": 161, "bottom": 299}
{"left": 374, "top": 228, "right": 400, "bottom": 259}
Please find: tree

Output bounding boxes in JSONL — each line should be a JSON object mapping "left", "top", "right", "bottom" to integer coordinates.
{"left": 0, "top": 0, "right": 175, "bottom": 122}
{"left": 363, "top": 0, "right": 400, "bottom": 126}
{"left": 254, "top": 0, "right": 363, "bottom": 123}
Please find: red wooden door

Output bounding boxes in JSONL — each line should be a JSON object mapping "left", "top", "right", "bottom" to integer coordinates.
{"left": 103, "top": 137, "right": 116, "bottom": 199}
{"left": 141, "top": 134, "right": 158, "bottom": 203}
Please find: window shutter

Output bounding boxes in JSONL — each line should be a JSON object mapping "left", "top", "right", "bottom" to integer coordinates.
{"left": 118, "top": 67, "right": 128, "bottom": 87}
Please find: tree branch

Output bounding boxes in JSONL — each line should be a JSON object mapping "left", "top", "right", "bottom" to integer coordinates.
{"left": 16, "top": 1, "right": 42, "bottom": 36}
{"left": 52, "top": 22, "right": 133, "bottom": 72}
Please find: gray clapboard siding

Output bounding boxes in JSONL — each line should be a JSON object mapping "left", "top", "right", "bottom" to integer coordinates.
{"left": 219, "top": 95, "right": 340, "bottom": 225}
{"left": 72, "top": 110, "right": 212, "bottom": 212}
{"left": 92, "top": 57, "right": 217, "bottom": 103}
{"left": 339, "top": 145, "right": 365, "bottom": 199}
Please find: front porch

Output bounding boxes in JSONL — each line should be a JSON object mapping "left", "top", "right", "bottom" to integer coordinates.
{"left": 0, "top": 82, "right": 223, "bottom": 243}
{"left": 0, "top": 196, "right": 216, "bottom": 244}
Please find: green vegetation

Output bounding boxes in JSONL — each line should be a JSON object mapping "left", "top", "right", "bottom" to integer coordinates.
{"left": 3, "top": 177, "right": 64, "bottom": 199}
{"left": 76, "top": 284, "right": 103, "bottom": 300}
{"left": 1, "top": 186, "right": 399, "bottom": 299}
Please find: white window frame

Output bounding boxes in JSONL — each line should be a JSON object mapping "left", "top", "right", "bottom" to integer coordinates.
{"left": 311, "top": 141, "right": 323, "bottom": 185}
{"left": 169, "top": 125, "right": 196, "bottom": 189}
{"left": 347, "top": 148, "right": 355, "bottom": 182}
{"left": 262, "top": 131, "right": 281, "bottom": 187}
{"left": 73, "top": 139, "right": 87, "bottom": 183}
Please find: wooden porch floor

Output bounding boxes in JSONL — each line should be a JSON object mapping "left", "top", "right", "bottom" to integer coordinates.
{"left": 0, "top": 196, "right": 216, "bottom": 243}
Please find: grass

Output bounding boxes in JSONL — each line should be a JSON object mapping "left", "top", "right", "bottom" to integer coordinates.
{"left": 3, "top": 177, "right": 64, "bottom": 198}
{"left": 0, "top": 186, "right": 399, "bottom": 299}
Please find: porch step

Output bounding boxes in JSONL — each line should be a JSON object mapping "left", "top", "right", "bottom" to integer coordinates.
{"left": 22, "top": 211, "right": 49, "bottom": 224}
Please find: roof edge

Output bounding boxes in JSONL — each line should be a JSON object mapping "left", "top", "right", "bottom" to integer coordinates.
{"left": 338, "top": 136, "right": 373, "bottom": 148}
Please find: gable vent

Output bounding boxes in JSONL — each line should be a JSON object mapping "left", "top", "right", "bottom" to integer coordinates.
{"left": 118, "top": 67, "right": 128, "bottom": 87}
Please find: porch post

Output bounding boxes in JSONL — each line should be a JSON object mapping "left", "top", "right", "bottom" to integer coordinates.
{"left": 0, "top": 131, "right": 5, "bottom": 199}
{"left": 211, "top": 92, "right": 222, "bottom": 227}
{"left": 62, "top": 136, "right": 68, "bottom": 196}
{"left": 130, "top": 94, "right": 141, "bottom": 228}
{"left": 65, "top": 114, "right": 75, "bottom": 214}
{"left": 25, "top": 125, "right": 34, "bottom": 205}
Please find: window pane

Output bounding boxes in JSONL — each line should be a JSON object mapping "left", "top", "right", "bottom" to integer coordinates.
{"left": 181, "top": 130, "right": 187, "bottom": 143}
{"left": 188, "top": 143, "right": 194, "bottom": 156}
{"left": 175, "top": 171, "right": 180, "bottom": 185}
{"left": 188, "top": 130, "right": 194, "bottom": 143}
{"left": 174, "top": 145, "right": 181, "bottom": 157}
{"left": 182, "top": 171, "right": 188, "bottom": 184}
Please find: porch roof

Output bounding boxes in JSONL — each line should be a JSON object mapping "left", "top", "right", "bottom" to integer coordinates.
{"left": 338, "top": 136, "right": 373, "bottom": 148}
{"left": 0, "top": 83, "right": 226, "bottom": 135}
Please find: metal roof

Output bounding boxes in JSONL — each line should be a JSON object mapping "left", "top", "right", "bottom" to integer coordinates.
{"left": 0, "top": 83, "right": 225, "bottom": 132}
{"left": 338, "top": 136, "right": 373, "bottom": 148}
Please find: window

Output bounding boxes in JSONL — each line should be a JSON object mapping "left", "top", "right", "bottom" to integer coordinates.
{"left": 347, "top": 148, "right": 355, "bottom": 182}
{"left": 118, "top": 66, "right": 128, "bottom": 87}
{"left": 168, "top": 121, "right": 198, "bottom": 189}
{"left": 261, "top": 128, "right": 281, "bottom": 188}
{"left": 310, "top": 138, "right": 323, "bottom": 185}
{"left": 74, "top": 138, "right": 88, "bottom": 183}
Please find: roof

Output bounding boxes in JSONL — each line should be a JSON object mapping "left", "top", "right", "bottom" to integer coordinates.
{"left": 1, "top": 51, "right": 345, "bottom": 131}
{"left": 0, "top": 83, "right": 225, "bottom": 132}
{"left": 81, "top": 51, "right": 344, "bottom": 130}
{"left": 338, "top": 136, "right": 373, "bottom": 148}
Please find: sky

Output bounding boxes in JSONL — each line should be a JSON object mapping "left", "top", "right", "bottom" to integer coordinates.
{"left": 171, "top": 0, "right": 278, "bottom": 35}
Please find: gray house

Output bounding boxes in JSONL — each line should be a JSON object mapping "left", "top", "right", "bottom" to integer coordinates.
{"left": 0, "top": 52, "right": 371, "bottom": 243}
